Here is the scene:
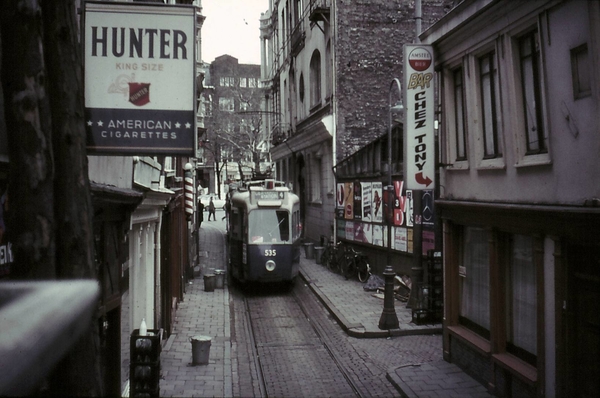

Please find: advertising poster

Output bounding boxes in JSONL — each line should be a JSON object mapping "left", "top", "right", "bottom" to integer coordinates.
{"left": 372, "top": 224, "right": 383, "bottom": 247}
{"left": 394, "top": 227, "right": 408, "bottom": 252}
{"left": 361, "top": 182, "right": 372, "bottom": 222}
{"left": 354, "top": 222, "right": 369, "bottom": 243}
{"left": 336, "top": 183, "right": 345, "bottom": 218}
{"left": 363, "top": 223, "right": 373, "bottom": 244}
{"left": 353, "top": 181, "right": 362, "bottom": 220}
{"left": 345, "top": 221, "right": 355, "bottom": 241}
{"left": 422, "top": 190, "right": 435, "bottom": 228}
{"left": 406, "top": 190, "right": 414, "bottom": 227}
{"left": 336, "top": 218, "right": 346, "bottom": 239}
{"left": 423, "top": 230, "right": 435, "bottom": 255}
{"left": 84, "top": 2, "right": 196, "bottom": 155}
{"left": 407, "top": 228, "right": 414, "bottom": 253}
{"left": 343, "top": 182, "right": 354, "bottom": 220}
{"left": 0, "top": 184, "right": 12, "bottom": 278}
{"left": 371, "top": 182, "right": 383, "bottom": 223}
{"left": 393, "top": 180, "right": 406, "bottom": 226}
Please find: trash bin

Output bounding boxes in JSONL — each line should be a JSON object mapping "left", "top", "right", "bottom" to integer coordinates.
{"left": 203, "top": 274, "right": 216, "bottom": 292}
{"left": 314, "top": 246, "right": 325, "bottom": 264}
{"left": 190, "top": 335, "right": 211, "bottom": 365}
{"left": 214, "top": 269, "right": 225, "bottom": 289}
{"left": 304, "top": 242, "right": 314, "bottom": 259}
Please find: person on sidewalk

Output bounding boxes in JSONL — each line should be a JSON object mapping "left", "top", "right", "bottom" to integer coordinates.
{"left": 208, "top": 197, "right": 216, "bottom": 221}
{"left": 197, "top": 201, "right": 204, "bottom": 228}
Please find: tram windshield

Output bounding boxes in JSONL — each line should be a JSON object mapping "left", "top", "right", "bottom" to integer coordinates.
{"left": 248, "top": 210, "right": 290, "bottom": 243}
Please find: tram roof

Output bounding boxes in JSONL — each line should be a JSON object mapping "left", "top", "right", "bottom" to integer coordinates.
{"left": 230, "top": 179, "right": 299, "bottom": 209}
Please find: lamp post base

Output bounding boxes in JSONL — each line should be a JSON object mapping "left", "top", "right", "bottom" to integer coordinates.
{"left": 378, "top": 265, "right": 399, "bottom": 330}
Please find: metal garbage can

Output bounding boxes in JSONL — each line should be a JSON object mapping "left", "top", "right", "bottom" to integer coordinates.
{"left": 314, "top": 246, "right": 325, "bottom": 264}
{"left": 190, "top": 335, "right": 211, "bottom": 365}
{"left": 203, "top": 274, "right": 216, "bottom": 292}
{"left": 214, "top": 269, "right": 225, "bottom": 289}
{"left": 304, "top": 242, "right": 314, "bottom": 259}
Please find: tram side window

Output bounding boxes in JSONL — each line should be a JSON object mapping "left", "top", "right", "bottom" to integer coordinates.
{"left": 248, "top": 210, "right": 290, "bottom": 243}
{"left": 230, "top": 209, "right": 241, "bottom": 239}
{"left": 293, "top": 210, "right": 300, "bottom": 239}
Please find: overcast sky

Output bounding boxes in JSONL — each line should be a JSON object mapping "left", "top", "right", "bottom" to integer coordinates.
{"left": 201, "top": 0, "right": 267, "bottom": 65}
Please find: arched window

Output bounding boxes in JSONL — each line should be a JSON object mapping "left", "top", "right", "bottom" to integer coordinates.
{"left": 310, "top": 50, "right": 321, "bottom": 108}
{"left": 326, "top": 40, "right": 333, "bottom": 99}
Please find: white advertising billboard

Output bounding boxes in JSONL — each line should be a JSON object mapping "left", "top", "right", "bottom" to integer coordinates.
{"left": 84, "top": 1, "right": 196, "bottom": 155}
{"left": 403, "top": 44, "right": 435, "bottom": 190}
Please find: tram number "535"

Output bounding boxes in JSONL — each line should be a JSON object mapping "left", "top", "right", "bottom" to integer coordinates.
{"left": 264, "top": 249, "right": 277, "bottom": 257}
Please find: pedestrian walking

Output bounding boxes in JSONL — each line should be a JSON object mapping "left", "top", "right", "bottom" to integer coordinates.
{"left": 197, "top": 201, "right": 204, "bottom": 228}
{"left": 208, "top": 197, "right": 216, "bottom": 221}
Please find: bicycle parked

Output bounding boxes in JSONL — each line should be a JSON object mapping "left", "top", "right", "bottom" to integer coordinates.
{"left": 321, "top": 238, "right": 343, "bottom": 274}
{"left": 340, "top": 244, "right": 371, "bottom": 283}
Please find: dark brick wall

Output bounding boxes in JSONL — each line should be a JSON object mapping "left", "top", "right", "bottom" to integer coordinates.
{"left": 449, "top": 335, "right": 493, "bottom": 388}
{"left": 335, "top": 0, "right": 453, "bottom": 163}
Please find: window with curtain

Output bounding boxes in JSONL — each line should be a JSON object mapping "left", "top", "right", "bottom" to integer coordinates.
{"left": 459, "top": 227, "right": 491, "bottom": 337}
{"left": 506, "top": 234, "right": 537, "bottom": 365}
{"left": 453, "top": 67, "right": 467, "bottom": 160}
{"left": 519, "top": 30, "right": 546, "bottom": 154}
{"left": 479, "top": 51, "right": 502, "bottom": 158}
{"left": 310, "top": 50, "right": 322, "bottom": 108}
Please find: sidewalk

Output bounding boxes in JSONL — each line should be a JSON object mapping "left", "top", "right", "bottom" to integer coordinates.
{"left": 158, "top": 225, "right": 491, "bottom": 397}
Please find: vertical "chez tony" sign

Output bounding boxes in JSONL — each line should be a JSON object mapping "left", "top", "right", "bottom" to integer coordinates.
{"left": 403, "top": 44, "right": 435, "bottom": 190}
{"left": 84, "top": 1, "right": 196, "bottom": 155}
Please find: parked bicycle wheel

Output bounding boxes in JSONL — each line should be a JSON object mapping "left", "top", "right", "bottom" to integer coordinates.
{"left": 343, "top": 257, "right": 357, "bottom": 280}
{"left": 356, "top": 257, "right": 371, "bottom": 283}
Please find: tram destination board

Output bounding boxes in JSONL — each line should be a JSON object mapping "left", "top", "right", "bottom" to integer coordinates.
{"left": 252, "top": 191, "right": 285, "bottom": 201}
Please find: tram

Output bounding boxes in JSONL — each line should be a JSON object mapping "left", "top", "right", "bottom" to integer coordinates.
{"left": 226, "top": 179, "right": 301, "bottom": 284}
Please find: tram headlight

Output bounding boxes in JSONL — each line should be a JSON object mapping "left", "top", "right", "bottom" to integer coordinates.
{"left": 265, "top": 260, "right": 276, "bottom": 272}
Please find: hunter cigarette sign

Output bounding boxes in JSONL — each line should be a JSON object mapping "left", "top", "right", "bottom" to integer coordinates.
{"left": 84, "top": 1, "right": 196, "bottom": 155}
{"left": 404, "top": 44, "right": 435, "bottom": 190}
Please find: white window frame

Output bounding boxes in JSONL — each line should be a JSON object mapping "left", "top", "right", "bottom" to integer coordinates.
{"left": 471, "top": 42, "right": 505, "bottom": 170}
{"left": 506, "top": 22, "right": 552, "bottom": 168}
{"left": 443, "top": 59, "right": 470, "bottom": 171}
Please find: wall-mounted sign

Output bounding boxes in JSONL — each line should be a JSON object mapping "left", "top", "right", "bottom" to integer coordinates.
{"left": 404, "top": 44, "right": 435, "bottom": 190}
{"left": 84, "top": 1, "right": 196, "bottom": 155}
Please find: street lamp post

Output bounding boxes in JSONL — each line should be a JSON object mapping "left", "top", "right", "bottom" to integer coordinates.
{"left": 379, "top": 78, "right": 403, "bottom": 330}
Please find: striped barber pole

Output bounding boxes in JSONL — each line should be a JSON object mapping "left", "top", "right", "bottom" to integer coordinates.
{"left": 184, "top": 170, "right": 194, "bottom": 218}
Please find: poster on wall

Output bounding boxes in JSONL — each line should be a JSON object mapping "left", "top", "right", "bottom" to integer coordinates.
{"left": 336, "top": 183, "right": 345, "bottom": 218}
{"left": 423, "top": 230, "right": 435, "bottom": 255}
{"left": 84, "top": 2, "right": 197, "bottom": 155}
{"left": 336, "top": 218, "right": 346, "bottom": 239}
{"left": 363, "top": 223, "right": 373, "bottom": 244}
{"left": 345, "top": 221, "right": 355, "bottom": 240}
{"left": 354, "top": 222, "right": 369, "bottom": 243}
{"left": 343, "top": 182, "right": 354, "bottom": 220}
{"left": 406, "top": 190, "right": 414, "bottom": 227}
{"left": 407, "top": 228, "right": 414, "bottom": 253}
{"left": 372, "top": 224, "right": 383, "bottom": 246}
{"left": 393, "top": 180, "right": 406, "bottom": 226}
{"left": 422, "top": 190, "right": 435, "bottom": 228}
{"left": 0, "top": 183, "right": 12, "bottom": 279}
{"left": 394, "top": 227, "right": 408, "bottom": 252}
{"left": 361, "top": 182, "right": 372, "bottom": 222}
{"left": 353, "top": 181, "right": 362, "bottom": 220}
{"left": 371, "top": 182, "right": 383, "bottom": 223}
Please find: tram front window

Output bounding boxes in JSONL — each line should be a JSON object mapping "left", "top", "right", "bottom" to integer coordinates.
{"left": 249, "top": 210, "right": 290, "bottom": 243}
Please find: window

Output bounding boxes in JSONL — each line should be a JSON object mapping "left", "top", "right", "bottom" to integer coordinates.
{"left": 309, "top": 154, "right": 322, "bottom": 202}
{"left": 248, "top": 78, "right": 257, "bottom": 88}
{"left": 479, "top": 52, "right": 502, "bottom": 158}
{"left": 519, "top": 30, "right": 547, "bottom": 154}
{"left": 326, "top": 40, "right": 333, "bottom": 99}
{"left": 299, "top": 73, "right": 305, "bottom": 103}
{"left": 571, "top": 43, "right": 591, "bottom": 99}
{"left": 506, "top": 234, "right": 537, "bottom": 365}
{"left": 459, "top": 227, "right": 490, "bottom": 337}
{"left": 310, "top": 50, "right": 322, "bottom": 108}
{"left": 248, "top": 210, "right": 290, "bottom": 243}
{"left": 240, "top": 77, "right": 247, "bottom": 88}
{"left": 218, "top": 97, "right": 234, "bottom": 112}
{"left": 453, "top": 68, "right": 467, "bottom": 161}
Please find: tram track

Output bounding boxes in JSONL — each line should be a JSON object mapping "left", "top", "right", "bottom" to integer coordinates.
{"left": 240, "top": 282, "right": 361, "bottom": 398}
